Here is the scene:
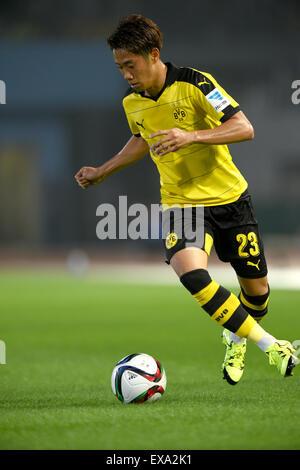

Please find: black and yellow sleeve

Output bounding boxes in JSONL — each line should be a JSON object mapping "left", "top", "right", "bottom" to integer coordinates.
{"left": 192, "top": 71, "right": 241, "bottom": 123}
{"left": 176, "top": 67, "right": 241, "bottom": 123}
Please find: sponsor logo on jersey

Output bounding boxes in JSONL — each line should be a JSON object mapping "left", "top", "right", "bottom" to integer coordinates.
{"left": 205, "top": 88, "right": 230, "bottom": 113}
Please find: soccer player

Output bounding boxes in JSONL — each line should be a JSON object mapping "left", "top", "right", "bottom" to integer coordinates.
{"left": 75, "top": 14, "right": 296, "bottom": 384}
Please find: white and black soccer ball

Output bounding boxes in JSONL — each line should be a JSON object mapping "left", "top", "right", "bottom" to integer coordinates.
{"left": 111, "top": 353, "right": 167, "bottom": 404}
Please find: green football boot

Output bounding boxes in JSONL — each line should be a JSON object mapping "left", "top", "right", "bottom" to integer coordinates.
{"left": 265, "top": 340, "right": 297, "bottom": 377}
{"left": 222, "top": 329, "right": 247, "bottom": 385}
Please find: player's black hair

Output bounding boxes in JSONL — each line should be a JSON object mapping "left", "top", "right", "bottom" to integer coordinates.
{"left": 107, "top": 14, "right": 163, "bottom": 56}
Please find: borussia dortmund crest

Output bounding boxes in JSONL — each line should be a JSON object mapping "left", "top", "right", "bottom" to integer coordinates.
{"left": 173, "top": 107, "right": 186, "bottom": 122}
{"left": 165, "top": 232, "right": 178, "bottom": 249}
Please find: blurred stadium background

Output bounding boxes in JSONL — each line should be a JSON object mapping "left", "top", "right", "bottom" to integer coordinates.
{"left": 1, "top": 0, "right": 300, "bottom": 452}
{"left": 0, "top": 0, "right": 300, "bottom": 287}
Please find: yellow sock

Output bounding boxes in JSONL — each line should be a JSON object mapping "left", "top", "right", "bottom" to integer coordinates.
{"left": 179, "top": 269, "right": 276, "bottom": 351}
{"left": 246, "top": 323, "right": 266, "bottom": 343}
{"left": 245, "top": 323, "right": 276, "bottom": 351}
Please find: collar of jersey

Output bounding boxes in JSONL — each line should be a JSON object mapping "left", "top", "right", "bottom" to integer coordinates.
{"left": 136, "top": 62, "right": 180, "bottom": 101}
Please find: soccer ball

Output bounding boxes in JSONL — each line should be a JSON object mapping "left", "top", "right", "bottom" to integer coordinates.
{"left": 111, "top": 353, "right": 167, "bottom": 404}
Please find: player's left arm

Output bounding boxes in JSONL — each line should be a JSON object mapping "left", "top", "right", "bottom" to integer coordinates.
{"left": 150, "top": 110, "right": 254, "bottom": 156}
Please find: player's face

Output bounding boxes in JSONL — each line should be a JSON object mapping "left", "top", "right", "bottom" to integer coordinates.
{"left": 113, "top": 49, "right": 156, "bottom": 92}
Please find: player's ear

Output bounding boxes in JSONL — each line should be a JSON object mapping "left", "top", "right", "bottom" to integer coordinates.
{"left": 150, "top": 47, "right": 160, "bottom": 62}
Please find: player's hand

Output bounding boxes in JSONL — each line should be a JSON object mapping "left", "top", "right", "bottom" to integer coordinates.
{"left": 74, "top": 166, "right": 106, "bottom": 189}
{"left": 149, "top": 128, "right": 194, "bottom": 156}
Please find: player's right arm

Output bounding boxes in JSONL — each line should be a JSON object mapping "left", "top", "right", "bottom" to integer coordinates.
{"left": 75, "top": 135, "right": 149, "bottom": 189}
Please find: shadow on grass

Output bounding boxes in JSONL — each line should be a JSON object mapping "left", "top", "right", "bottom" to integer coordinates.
{"left": 1, "top": 378, "right": 295, "bottom": 410}
{"left": 0, "top": 384, "right": 118, "bottom": 410}
{"left": 0, "top": 397, "right": 114, "bottom": 410}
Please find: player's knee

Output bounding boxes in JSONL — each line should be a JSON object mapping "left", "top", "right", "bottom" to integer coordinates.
{"left": 239, "top": 285, "right": 270, "bottom": 322}
{"left": 180, "top": 268, "right": 212, "bottom": 295}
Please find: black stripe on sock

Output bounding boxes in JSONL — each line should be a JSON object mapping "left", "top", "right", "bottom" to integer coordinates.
{"left": 202, "top": 286, "right": 231, "bottom": 317}
{"left": 222, "top": 305, "right": 249, "bottom": 333}
{"left": 241, "top": 285, "right": 270, "bottom": 305}
{"left": 250, "top": 310, "right": 267, "bottom": 320}
{"left": 238, "top": 293, "right": 269, "bottom": 319}
{"left": 180, "top": 269, "right": 211, "bottom": 295}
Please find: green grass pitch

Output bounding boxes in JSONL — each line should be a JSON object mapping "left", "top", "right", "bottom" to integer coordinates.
{"left": 1, "top": 269, "right": 300, "bottom": 450}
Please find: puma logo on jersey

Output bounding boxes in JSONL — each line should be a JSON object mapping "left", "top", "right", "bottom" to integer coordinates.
{"left": 247, "top": 260, "right": 261, "bottom": 270}
{"left": 198, "top": 78, "right": 210, "bottom": 86}
{"left": 136, "top": 119, "right": 145, "bottom": 129}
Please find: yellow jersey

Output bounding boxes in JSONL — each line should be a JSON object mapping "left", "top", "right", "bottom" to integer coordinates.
{"left": 122, "top": 62, "right": 248, "bottom": 206}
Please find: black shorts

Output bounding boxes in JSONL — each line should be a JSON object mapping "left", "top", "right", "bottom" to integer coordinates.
{"left": 163, "top": 190, "right": 268, "bottom": 279}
